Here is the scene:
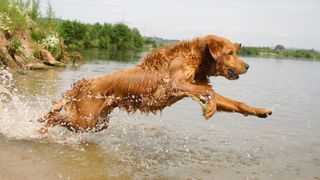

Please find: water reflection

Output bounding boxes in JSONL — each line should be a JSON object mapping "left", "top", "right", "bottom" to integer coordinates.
{"left": 1, "top": 52, "right": 320, "bottom": 179}
{"left": 73, "top": 49, "right": 144, "bottom": 62}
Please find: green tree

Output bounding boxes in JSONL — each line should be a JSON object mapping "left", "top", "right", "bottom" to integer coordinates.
{"left": 57, "top": 19, "right": 144, "bottom": 50}
{"left": 98, "top": 34, "right": 111, "bottom": 49}
{"left": 109, "top": 23, "right": 133, "bottom": 51}
{"left": 83, "top": 32, "right": 91, "bottom": 49}
{"left": 30, "top": 0, "right": 40, "bottom": 20}
{"left": 59, "top": 20, "right": 86, "bottom": 47}
{"left": 132, "top": 28, "right": 143, "bottom": 50}
{"left": 275, "top": 44, "right": 285, "bottom": 50}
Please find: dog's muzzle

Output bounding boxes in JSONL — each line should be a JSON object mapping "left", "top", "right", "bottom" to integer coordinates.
{"left": 227, "top": 69, "right": 239, "bottom": 80}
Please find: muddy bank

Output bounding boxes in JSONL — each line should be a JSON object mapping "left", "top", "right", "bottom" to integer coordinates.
{"left": 0, "top": 31, "right": 82, "bottom": 71}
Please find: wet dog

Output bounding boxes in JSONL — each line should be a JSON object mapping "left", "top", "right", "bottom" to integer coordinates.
{"left": 37, "top": 35, "right": 273, "bottom": 133}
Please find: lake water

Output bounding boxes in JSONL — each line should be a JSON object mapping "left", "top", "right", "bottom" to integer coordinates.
{"left": 1, "top": 53, "right": 320, "bottom": 179}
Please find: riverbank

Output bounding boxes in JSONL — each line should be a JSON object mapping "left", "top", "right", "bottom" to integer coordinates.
{"left": 0, "top": 0, "right": 149, "bottom": 71}
{"left": 237, "top": 46, "right": 320, "bottom": 59}
{"left": 0, "top": 0, "right": 81, "bottom": 71}
{"left": 0, "top": 32, "right": 68, "bottom": 70}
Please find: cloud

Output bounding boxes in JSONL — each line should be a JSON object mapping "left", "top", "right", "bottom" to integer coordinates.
{"left": 276, "top": 33, "right": 289, "bottom": 38}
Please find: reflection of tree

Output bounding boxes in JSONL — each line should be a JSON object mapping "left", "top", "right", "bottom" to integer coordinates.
{"left": 75, "top": 49, "right": 142, "bottom": 62}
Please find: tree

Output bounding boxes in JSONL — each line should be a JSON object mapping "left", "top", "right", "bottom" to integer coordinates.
{"left": 109, "top": 23, "right": 133, "bottom": 51}
{"left": 274, "top": 44, "right": 285, "bottom": 50}
{"left": 30, "top": 0, "right": 40, "bottom": 20}
{"left": 132, "top": 28, "right": 143, "bottom": 50}
{"left": 58, "top": 20, "right": 144, "bottom": 50}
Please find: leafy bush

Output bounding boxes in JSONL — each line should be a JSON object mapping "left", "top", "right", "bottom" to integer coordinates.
{"left": 0, "top": 0, "right": 37, "bottom": 32}
{"left": 33, "top": 48, "right": 41, "bottom": 59}
{"left": 31, "top": 29, "right": 46, "bottom": 42}
{"left": 0, "top": 12, "right": 12, "bottom": 32}
{"left": 9, "top": 38, "right": 21, "bottom": 55}
{"left": 41, "top": 33, "right": 59, "bottom": 50}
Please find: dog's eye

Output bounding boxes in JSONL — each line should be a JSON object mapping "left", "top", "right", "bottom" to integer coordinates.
{"left": 228, "top": 51, "right": 234, "bottom": 55}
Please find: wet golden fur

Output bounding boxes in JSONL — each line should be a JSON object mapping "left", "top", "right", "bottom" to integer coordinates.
{"left": 37, "top": 35, "right": 272, "bottom": 133}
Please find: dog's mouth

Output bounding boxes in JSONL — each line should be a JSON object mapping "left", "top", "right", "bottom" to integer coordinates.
{"left": 227, "top": 69, "right": 239, "bottom": 80}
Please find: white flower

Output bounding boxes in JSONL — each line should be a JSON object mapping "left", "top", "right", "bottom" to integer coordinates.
{"left": 42, "top": 33, "right": 60, "bottom": 49}
{"left": 0, "top": 13, "right": 11, "bottom": 32}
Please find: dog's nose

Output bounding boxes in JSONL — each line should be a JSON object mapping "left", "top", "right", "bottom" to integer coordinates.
{"left": 245, "top": 63, "right": 250, "bottom": 70}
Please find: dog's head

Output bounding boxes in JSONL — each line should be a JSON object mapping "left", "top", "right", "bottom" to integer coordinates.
{"left": 203, "top": 35, "right": 249, "bottom": 80}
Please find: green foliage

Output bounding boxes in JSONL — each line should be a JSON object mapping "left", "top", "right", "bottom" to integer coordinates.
{"left": 98, "top": 34, "right": 111, "bottom": 49}
{"left": 29, "top": 0, "right": 41, "bottom": 21}
{"left": 144, "top": 37, "right": 158, "bottom": 48}
{"left": 109, "top": 23, "right": 134, "bottom": 50}
{"left": 26, "top": 54, "right": 33, "bottom": 63}
{"left": 0, "top": 0, "right": 61, "bottom": 43}
{"left": 33, "top": 48, "right": 41, "bottom": 59}
{"left": 274, "top": 44, "right": 285, "bottom": 51}
{"left": 0, "top": 0, "right": 40, "bottom": 32}
{"left": 238, "top": 46, "right": 320, "bottom": 59}
{"left": 59, "top": 20, "right": 87, "bottom": 47}
{"left": 143, "top": 36, "right": 178, "bottom": 48}
{"left": 132, "top": 28, "right": 143, "bottom": 50}
{"left": 16, "top": 68, "right": 27, "bottom": 75}
{"left": 9, "top": 38, "right": 21, "bottom": 55}
{"left": 59, "top": 21, "right": 144, "bottom": 51}
{"left": 1, "top": 0, "right": 145, "bottom": 53}
{"left": 43, "top": 0, "right": 60, "bottom": 33}
{"left": 46, "top": 0, "right": 55, "bottom": 20}
{"left": 30, "top": 29, "right": 46, "bottom": 42}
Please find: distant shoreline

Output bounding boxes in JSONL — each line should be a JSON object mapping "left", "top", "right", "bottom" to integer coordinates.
{"left": 237, "top": 46, "right": 320, "bottom": 60}
{"left": 143, "top": 37, "right": 320, "bottom": 60}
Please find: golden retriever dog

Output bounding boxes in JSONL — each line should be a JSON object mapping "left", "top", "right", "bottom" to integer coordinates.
{"left": 37, "top": 35, "right": 273, "bottom": 133}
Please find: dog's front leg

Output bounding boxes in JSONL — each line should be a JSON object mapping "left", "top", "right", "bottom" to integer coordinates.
{"left": 169, "top": 58, "right": 217, "bottom": 119}
{"left": 215, "top": 93, "right": 273, "bottom": 118}
{"left": 191, "top": 94, "right": 216, "bottom": 119}
{"left": 173, "top": 82, "right": 217, "bottom": 119}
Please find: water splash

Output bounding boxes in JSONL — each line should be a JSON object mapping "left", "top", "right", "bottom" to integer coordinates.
{"left": 0, "top": 66, "right": 118, "bottom": 144}
{"left": 0, "top": 66, "right": 44, "bottom": 139}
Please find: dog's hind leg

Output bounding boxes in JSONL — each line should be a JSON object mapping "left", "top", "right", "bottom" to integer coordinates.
{"left": 92, "top": 116, "right": 110, "bottom": 132}
{"left": 90, "top": 98, "right": 116, "bottom": 132}
{"left": 37, "top": 111, "right": 66, "bottom": 134}
{"left": 93, "top": 99, "right": 118, "bottom": 132}
{"left": 37, "top": 100, "right": 69, "bottom": 134}
{"left": 37, "top": 99, "right": 63, "bottom": 123}
{"left": 70, "top": 97, "right": 116, "bottom": 132}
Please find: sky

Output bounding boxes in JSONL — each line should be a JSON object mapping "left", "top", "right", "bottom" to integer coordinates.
{"left": 40, "top": 0, "right": 320, "bottom": 50}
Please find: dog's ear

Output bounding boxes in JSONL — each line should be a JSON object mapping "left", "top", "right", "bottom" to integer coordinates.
{"left": 207, "top": 41, "right": 223, "bottom": 60}
{"left": 234, "top": 43, "right": 241, "bottom": 51}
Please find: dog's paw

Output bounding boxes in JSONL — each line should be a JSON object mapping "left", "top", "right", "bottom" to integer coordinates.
{"left": 203, "top": 105, "right": 217, "bottom": 120}
{"left": 37, "top": 112, "right": 51, "bottom": 123}
{"left": 256, "top": 108, "right": 273, "bottom": 118}
{"left": 37, "top": 116, "right": 46, "bottom": 123}
{"left": 37, "top": 127, "right": 49, "bottom": 134}
{"left": 204, "top": 110, "right": 214, "bottom": 120}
